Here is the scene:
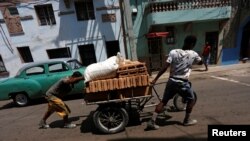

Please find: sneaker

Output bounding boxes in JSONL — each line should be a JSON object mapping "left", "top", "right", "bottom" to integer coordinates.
{"left": 64, "top": 123, "right": 76, "bottom": 128}
{"left": 183, "top": 119, "right": 197, "bottom": 126}
{"left": 39, "top": 120, "right": 50, "bottom": 129}
{"left": 146, "top": 120, "right": 159, "bottom": 130}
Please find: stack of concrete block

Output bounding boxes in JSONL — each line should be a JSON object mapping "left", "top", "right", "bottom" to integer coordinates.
{"left": 117, "top": 61, "right": 148, "bottom": 77}
{"left": 85, "top": 74, "right": 150, "bottom": 93}
{"left": 84, "top": 61, "right": 150, "bottom": 93}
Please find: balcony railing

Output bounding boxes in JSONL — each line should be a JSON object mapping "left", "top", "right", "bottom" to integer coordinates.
{"left": 147, "top": 0, "right": 231, "bottom": 13}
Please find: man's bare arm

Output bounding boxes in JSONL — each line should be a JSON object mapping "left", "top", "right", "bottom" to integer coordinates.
{"left": 65, "top": 76, "right": 85, "bottom": 84}
{"left": 151, "top": 62, "right": 170, "bottom": 84}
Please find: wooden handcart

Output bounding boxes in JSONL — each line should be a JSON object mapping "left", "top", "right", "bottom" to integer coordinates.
{"left": 84, "top": 61, "right": 154, "bottom": 134}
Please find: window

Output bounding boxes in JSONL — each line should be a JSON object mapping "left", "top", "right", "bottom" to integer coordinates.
{"left": 26, "top": 65, "right": 45, "bottom": 76}
{"left": 48, "top": 63, "right": 69, "bottom": 73}
{"left": 74, "top": 0, "right": 95, "bottom": 21}
{"left": 17, "top": 46, "right": 34, "bottom": 63}
{"left": 78, "top": 44, "right": 97, "bottom": 66}
{"left": 3, "top": 6, "right": 23, "bottom": 35}
{"left": 8, "top": 7, "right": 19, "bottom": 15}
{"left": 46, "top": 47, "right": 71, "bottom": 59}
{"left": 166, "top": 26, "right": 175, "bottom": 44}
{"left": 66, "top": 60, "right": 83, "bottom": 70}
{"left": 0, "top": 55, "right": 7, "bottom": 73}
{"left": 34, "top": 4, "right": 56, "bottom": 26}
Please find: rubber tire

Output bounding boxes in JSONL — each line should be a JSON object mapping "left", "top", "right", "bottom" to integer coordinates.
{"left": 173, "top": 92, "right": 197, "bottom": 111}
{"left": 93, "top": 106, "right": 129, "bottom": 134}
{"left": 13, "top": 93, "right": 29, "bottom": 107}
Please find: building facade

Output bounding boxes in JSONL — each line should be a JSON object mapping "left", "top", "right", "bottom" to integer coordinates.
{"left": 1, "top": 0, "right": 249, "bottom": 78}
{"left": 0, "top": 0, "right": 126, "bottom": 78}
{"left": 130, "top": 0, "right": 249, "bottom": 73}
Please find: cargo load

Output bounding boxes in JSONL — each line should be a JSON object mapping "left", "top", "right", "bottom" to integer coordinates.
{"left": 83, "top": 54, "right": 151, "bottom": 103}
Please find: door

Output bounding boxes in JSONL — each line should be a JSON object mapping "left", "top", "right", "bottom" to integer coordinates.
{"left": 106, "top": 40, "right": 120, "bottom": 58}
{"left": 240, "top": 21, "right": 250, "bottom": 60}
{"left": 148, "top": 37, "right": 163, "bottom": 71}
{"left": 205, "top": 32, "right": 219, "bottom": 64}
{"left": 78, "top": 44, "right": 97, "bottom": 66}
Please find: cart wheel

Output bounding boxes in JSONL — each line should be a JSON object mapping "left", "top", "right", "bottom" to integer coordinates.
{"left": 93, "top": 106, "right": 129, "bottom": 134}
{"left": 173, "top": 92, "right": 197, "bottom": 111}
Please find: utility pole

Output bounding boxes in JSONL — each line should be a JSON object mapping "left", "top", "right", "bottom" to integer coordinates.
{"left": 120, "top": 0, "right": 138, "bottom": 61}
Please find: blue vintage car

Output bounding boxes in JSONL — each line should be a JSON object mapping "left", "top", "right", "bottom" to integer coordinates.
{"left": 0, "top": 58, "right": 86, "bottom": 107}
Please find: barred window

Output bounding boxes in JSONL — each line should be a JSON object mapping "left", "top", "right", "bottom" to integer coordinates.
{"left": 46, "top": 47, "right": 71, "bottom": 59}
{"left": 74, "top": 0, "right": 95, "bottom": 21}
{"left": 8, "top": 7, "right": 19, "bottom": 15}
{"left": 17, "top": 46, "right": 34, "bottom": 63}
{"left": 34, "top": 4, "right": 56, "bottom": 26}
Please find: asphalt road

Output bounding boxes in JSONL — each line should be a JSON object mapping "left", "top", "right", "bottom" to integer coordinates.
{"left": 0, "top": 64, "right": 250, "bottom": 141}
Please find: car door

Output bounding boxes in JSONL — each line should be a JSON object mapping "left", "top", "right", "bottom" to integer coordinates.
{"left": 24, "top": 64, "right": 51, "bottom": 98}
{"left": 47, "top": 62, "right": 84, "bottom": 96}
{"left": 47, "top": 62, "right": 72, "bottom": 86}
{"left": 65, "top": 60, "right": 85, "bottom": 95}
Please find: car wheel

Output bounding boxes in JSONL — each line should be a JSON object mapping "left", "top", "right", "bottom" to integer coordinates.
{"left": 173, "top": 93, "right": 187, "bottom": 111}
{"left": 13, "top": 93, "right": 29, "bottom": 107}
{"left": 93, "top": 106, "right": 129, "bottom": 134}
{"left": 173, "top": 92, "right": 197, "bottom": 111}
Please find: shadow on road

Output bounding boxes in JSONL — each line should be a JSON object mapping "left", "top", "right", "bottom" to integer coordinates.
{"left": 48, "top": 116, "right": 81, "bottom": 128}
{"left": 0, "top": 93, "right": 84, "bottom": 110}
{"left": 0, "top": 101, "right": 15, "bottom": 110}
{"left": 80, "top": 111, "right": 102, "bottom": 134}
{"left": 108, "top": 137, "right": 206, "bottom": 141}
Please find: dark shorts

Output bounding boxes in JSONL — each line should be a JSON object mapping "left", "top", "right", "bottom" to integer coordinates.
{"left": 203, "top": 54, "right": 210, "bottom": 65}
{"left": 162, "top": 77, "right": 195, "bottom": 104}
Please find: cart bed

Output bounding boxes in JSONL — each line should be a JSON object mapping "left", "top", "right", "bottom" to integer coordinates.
{"left": 84, "top": 61, "right": 152, "bottom": 104}
{"left": 84, "top": 86, "right": 152, "bottom": 104}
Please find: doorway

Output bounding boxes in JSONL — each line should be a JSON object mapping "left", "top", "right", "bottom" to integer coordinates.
{"left": 205, "top": 32, "right": 219, "bottom": 64}
{"left": 148, "top": 37, "right": 163, "bottom": 71}
{"left": 78, "top": 44, "right": 97, "bottom": 66}
{"left": 106, "top": 40, "right": 120, "bottom": 58}
{"left": 240, "top": 21, "right": 250, "bottom": 60}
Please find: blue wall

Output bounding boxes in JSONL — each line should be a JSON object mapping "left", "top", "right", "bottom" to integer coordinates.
{"left": 221, "top": 16, "right": 250, "bottom": 65}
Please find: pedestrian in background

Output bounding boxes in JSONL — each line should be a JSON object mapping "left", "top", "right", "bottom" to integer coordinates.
{"left": 202, "top": 42, "right": 211, "bottom": 71}
{"left": 39, "top": 71, "right": 85, "bottom": 129}
{"left": 147, "top": 35, "right": 203, "bottom": 130}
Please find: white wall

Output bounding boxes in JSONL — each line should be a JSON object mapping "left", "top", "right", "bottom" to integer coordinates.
{"left": 0, "top": 0, "right": 125, "bottom": 77}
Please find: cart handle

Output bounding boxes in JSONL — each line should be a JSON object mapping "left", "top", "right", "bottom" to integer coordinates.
{"left": 150, "top": 81, "right": 167, "bottom": 101}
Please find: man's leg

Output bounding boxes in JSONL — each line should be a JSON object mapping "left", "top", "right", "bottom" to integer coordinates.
{"left": 39, "top": 105, "right": 53, "bottom": 129}
{"left": 183, "top": 86, "right": 197, "bottom": 126}
{"left": 147, "top": 102, "right": 166, "bottom": 130}
{"left": 203, "top": 56, "right": 208, "bottom": 71}
{"left": 63, "top": 115, "right": 76, "bottom": 128}
{"left": 147, "top": 81, "right": 174, "bottom": 130}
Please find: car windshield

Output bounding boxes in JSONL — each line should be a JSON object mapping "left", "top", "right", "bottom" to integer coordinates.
{"left": 66, "top": 59, "right": 83, "bottom": 69}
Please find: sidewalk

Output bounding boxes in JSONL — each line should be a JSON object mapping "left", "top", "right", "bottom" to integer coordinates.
{"left": 150, "top": 61, "right": 250, "bottom": 79}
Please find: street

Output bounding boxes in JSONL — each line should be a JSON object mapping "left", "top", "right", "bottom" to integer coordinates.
{"left": 0, "top": 64, "right": 250, "bottom": 141}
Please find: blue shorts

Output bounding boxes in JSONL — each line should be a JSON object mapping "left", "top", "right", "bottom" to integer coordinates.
{"left": 162, "top": 78, "right": 195, "bottom": 104}
{"left": 203, "top": 55, "right": 210, "bottom": 65}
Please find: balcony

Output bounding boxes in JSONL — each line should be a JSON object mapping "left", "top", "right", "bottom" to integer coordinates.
{"left": 145, "top": 0, "right": 232, "bottom": 27}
